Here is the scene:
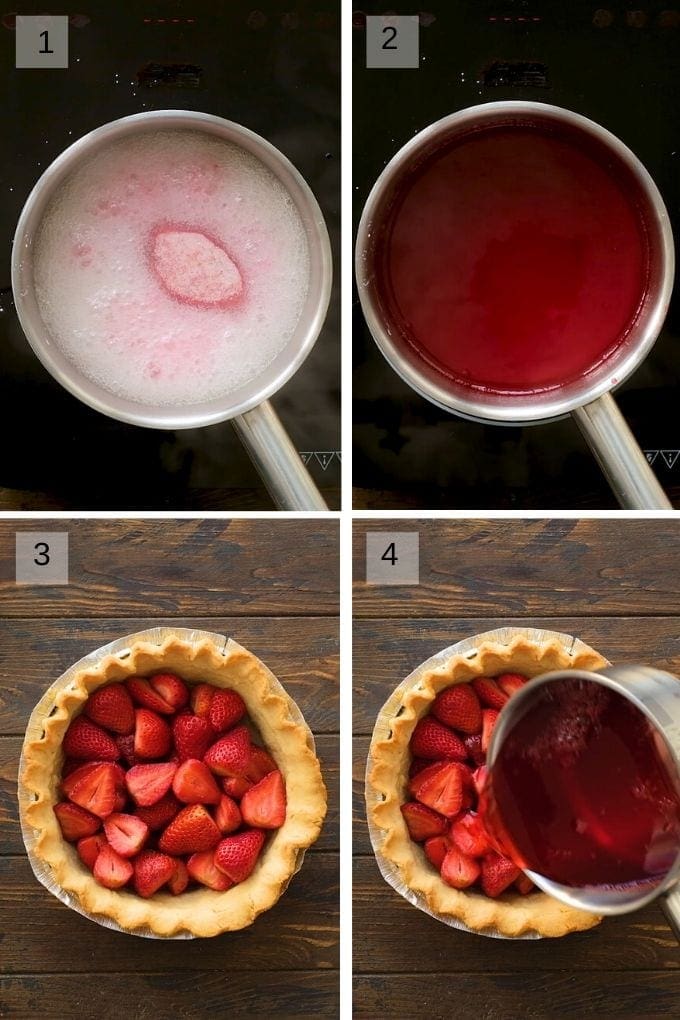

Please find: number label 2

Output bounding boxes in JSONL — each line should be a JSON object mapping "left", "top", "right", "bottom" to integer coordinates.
{"left": 382, "top": 25, "right": 398, "bottom": 50}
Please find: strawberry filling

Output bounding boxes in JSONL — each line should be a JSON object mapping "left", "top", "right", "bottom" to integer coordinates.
{"left": 54, "top": 672, "right": 286, "bottom": 897}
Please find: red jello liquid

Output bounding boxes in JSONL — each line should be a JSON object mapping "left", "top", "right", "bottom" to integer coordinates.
{"left": 373, "top": 123, "right": 651, "bottom": 394}
{"left": 480, "top": 678, "right": 680, "bottom": 887}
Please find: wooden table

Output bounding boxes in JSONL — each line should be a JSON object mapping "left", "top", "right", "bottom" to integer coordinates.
{"left": 353, "top": 518, "right": 680, "bottom": 1017}
{"left": 0, "top": 519, "right": 339, "bottom": 1019}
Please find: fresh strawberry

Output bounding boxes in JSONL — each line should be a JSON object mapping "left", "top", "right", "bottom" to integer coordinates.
{"left": 132, "top": 849, "right": 175, "bottom": 897}
{"left": 115, "top": 734, "right": 138, "bottom": 767}
{"left": 242, "top": 745, "right": 277, "bottom": 783}
{"left": 127, "top": 676, "right": 175, "bottom": 714}
{"left": 187, "top": 850, "right": 233, "bottom": 891}
{"left": 400, "top": 801, "right": 448, "bottom": 842}
{"left": 168, "top": 857, "right": 189, "bottom": 895}
{"left": 409, "top": 717, "right": 466, "bottom": 761}
{"left": 222, "top": 775, "right": 253, "bottom": 799}
{"left": 126, "top": 762, "right": 177, "bottom": 806}
{"left": 148, "top": 672, "right": 189, "bottom": 711}
{"left": 209, "top": 689, "right": 246, "bottom": 733}
{"left": 441, "top": 846, "right": 480, "bottom": 889}
{"left": 158, "top": 804, "right": 221, "bottom": 855}
{"left": 463, "top": 733, "right": 486, "bottom": 766}
{"left": 134, "top": 708, "right": 172, "bottom": 759}
{"left": 214, "top": 794, "right": 242, "bottom": 834}
{"left": 76, "top": 832, "right": 107, "bottom": 870}
{"left": 515, "top": 873, "right": 535, "bottom": 895}
{"left": 481, "top": 709, "right": 500, "bottom": 754}
{"left": 104, "top": 812, "right": 149, "bottom": 857}
{"left": 172, "top": 759, "right": 222, "bottom": 805}
{"left": 84, "top": 683, "right": 135, "bottom": 735}
{"left": 408, "top": 757, "right": 431, "bottom": 779}
{"left": 496, "top": 673, "right": 529, "bottom": 698}
{"left": 63, "top": 716, "right": 120, "bottom": 762}
{"left": 431, "top": 684, "right": 482, "bottom": 735}
{"left": 134, "top": 792, "right": 181, "bottom": 831}
{"left": 449, "top": 811, "right": 491, "bottom": 857}
{"left": 214, "top": 829, "right": 266, "bottom": 884}
{"left": 473, "top": 677, "right": 508, "bottom": 711}
{"left": 94, "top": 844, "right": 133, "bottom": 889}
{"left": 54, "top": 801, "right": 101, "bottom": 841}
{"left": 424, "top": 834, "right": 450, "bottom": 870}
{"left": 62, "top": 760, "right": 125, "bottom": 799}
{"left": 472, "top": 765, "right": 488, "bottom": 797}
{"left": 408, "top": 761, "right": 466, "bottom": 818}
{"left": 204, "top": 725, "right": 251, "bottom": 777}
{"left": 481, "top": 851, "right": 521, "bottom": 897}
{"left": 190, "top": 683, "right": 214, "bottom": 718}
{"left": 67, "top": 762, "right": 119, "bottom": 818}
{"left": 240, "top": 770, "right": 286, "bottom": 829}
{"left": 172, "top": 713, "right": 214, "bottom": 762}
{"left": 112, "top": 789, "right": 127, "bottom": 813}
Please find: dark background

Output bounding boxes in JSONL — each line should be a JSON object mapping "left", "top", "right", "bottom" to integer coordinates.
{"left": 353, "top": 1, "right": 680, "bottom": 509}
{"left": 0, "top": 2, "right": 339, "bottom": 509}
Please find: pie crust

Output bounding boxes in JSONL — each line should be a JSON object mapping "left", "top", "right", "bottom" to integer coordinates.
{"left": 21, "top": 635, "right": 327, "bottom": 937}
{"left": 367, "top": 634, "right": 607, "bottom": 938}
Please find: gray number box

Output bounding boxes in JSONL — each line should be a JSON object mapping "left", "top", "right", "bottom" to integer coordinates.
{"left": 16, "top": 15, "right": 69, "bottom": 69}
{"left": 16, "top": 532, "right": 69, "bottom": 585}
{"left": 366, "top": 532, "right": 419, "bottom": 585}
{"left": 366, "top": 14, "right": 420, "bottom": 69}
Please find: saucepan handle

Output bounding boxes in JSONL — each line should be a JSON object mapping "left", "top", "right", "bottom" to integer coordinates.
{"left": 231, "top": 400, "right": 328, "bottom": 510}
{"left": 661, "top": 884, "right": 680, "bottom": 943}
{"left": 571, "top": 392, "right": 671, "bottom": 509}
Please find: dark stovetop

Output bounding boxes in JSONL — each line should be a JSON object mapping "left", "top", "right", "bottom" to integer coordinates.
{"left": 353, "top": 0, "right": 680, "bottom": 509}
{"left": 0, "top": 1, "right": 339, "bottom": 510}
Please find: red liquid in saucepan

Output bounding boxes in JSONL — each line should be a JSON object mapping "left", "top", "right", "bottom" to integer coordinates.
{"left": 480, "top": 679, "right": 680, "bottom": 887}
{"left": 374, "top": 125, "right": 651, "bottom": 394}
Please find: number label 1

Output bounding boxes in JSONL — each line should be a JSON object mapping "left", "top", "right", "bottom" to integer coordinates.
{"left": 16, "top": 532, "right": 69, "bottom": 585}
{"left": 366, "top": 532, "right": 419, "bottom": 585}
{"left": 16, "top": 15, "right": 68, "bottom": 69}
{"left": 366, "top": 15, "right": 420, "bottom": 69}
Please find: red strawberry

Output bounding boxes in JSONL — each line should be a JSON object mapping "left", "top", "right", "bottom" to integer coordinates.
{"left": 431, "top": 684, "right": 482, "bottom": 735}
{"left": 134, "top": 708, "right": 172, "bottom": 759}
{"left": 63, "top": 716, "right": 120, "bottom": 762}
{"left": 515, "top": 873, "right": 535, "bottom": 895}
{"left": 209, "top": 689, "right": 246, "bottom": 733}
{"left": 222, "top": 775, "right": 252, "bottom": 799}
{"left": 441, "top": 846, "right": 480, "bottom": 889}
{"left": 242, "top": 745, "right": 277, "bottom": 783}
{"left": 400, "top": 801, "right": 448, "bottom": 842}
{"left": 126, "top": 762, "right": 177, "bottom": 806}
{"left": 190, "top": 683, "right": 214, "bottom": 718}
{"left": 84, "top": 683, "right": 135, "bottom": 735}
{"left": 94, "top": 844, "right": 133, "bottom": 889}
{"left": 214, "top": 794, "right": 242, "bottom": 834}
{"left": 104, "top": 812, "right": 149, "bottom": 857}
{"left": 409, "top": 718, "right": 466, "bottom": 761}
{"left": 62, "top": 760, "right": 125, "bottom": 800}
{"left": 127, "top": 676, "right": 175, "bottom": 714}
{"left": 54, "top": 801, "right": 101, "bottom": 841}
{"left": 473, "top": 677, "right": 508, "bottom": 711}
{"left": 204, "top": 725, "right": 251, "bottom": 777}
{"left": 424, "top": 834, "right": 450, "bottom": 870}
{"left": 158, "top": 804, "right": 221, "bottom": 855}
{"left": 115, "top": 734, "right": 138, "bottom": 767}
{"left": 67, "top": 762, "right": 119, "bottom": 818}
{"left": 168, "top": 857, "right": 189, "bottom": 895}
{"left": 481, "top": 709, "right": 500, "bottom": 754}
{"left": 449, "top": 811, "right": 491, "bottom": 857}
{"left": 148, "top": 672, "right": 188, "bottom": 711}
{"left": 112, "top": 789, "right": 127, "bottom": 812}
{"left": 496, "top": 672, "right": 529, "bottom": 698}
{"left": 408, "top": 757, "right": 431, "bottom": 779}
{"left": 409, "top": 761, "right": 466, "bottom": 818}
{"left": 134, "top": 792, "right": 181, "bottom": 832}
{"left": 132, "top": 849, "right": 175, "bottom": 898}
{"left": 77, "top": 832, "right": 107, "bottom": 870}
{"left": 240, "top": 770, "right": 286, "bottom": 829}
{"left": 463, "top": 733, "right": 486, "bottom": 766}
{"left": 481, "top": 851, "right": 521, "bottom": 897}
{"left": 172, "top": 713, "right": 214, "bottom": 762}
{"left": 214, "top": 829, "right": 266, "bottom": 884}
{"left": 172, "top": 759, "right": 222, "bottom": 805}
{"left": 472, "top": 765, "right": 488, "bottom": 797}
{"left": 187, "top": 850, "right": 233, "bottom": 891}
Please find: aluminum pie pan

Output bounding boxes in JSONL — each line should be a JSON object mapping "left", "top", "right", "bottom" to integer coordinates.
{"left": 18, "top": 626, "right": 313, "bottom": 939}
{"left": 365, "top": 626, "right": 609, "bottom": 940}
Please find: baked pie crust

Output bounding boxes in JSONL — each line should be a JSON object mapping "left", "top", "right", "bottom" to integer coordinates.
{"left": 21, "top": 635, "right": 327, "bottom": 937}
{"left": 367, "top": 634, "right": 607, "bottom": 938}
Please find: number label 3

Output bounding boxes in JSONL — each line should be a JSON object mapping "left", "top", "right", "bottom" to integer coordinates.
{"left": 16, "top": 532, "right": 69, "bottom": 585}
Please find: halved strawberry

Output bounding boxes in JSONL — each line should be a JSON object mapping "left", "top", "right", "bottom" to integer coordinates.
{"left": 62, "top": 760, "right": 125, "bottom": 801}
{"left": 449, "top": 811, "right": 491, "bottom": 858}
{"left": 222, "top": 775, "right": 253, "bottom": 800}
{"left": 204, "top": 725, "right": 251, "bottom": 777}
{"left": 400, "top": 801, "right": 448, "bottom": 842}
{"left": 441, "top": 846, "right": 480, "bottom": 889}
{"left": 158, "top": 804, "right": 221, "bottom": 855}
{"left": 187, "top": 850, "right": 233, "bottom": 891}
{"left": 496, "top": 673, "right": 529, "bottom": 698}
{"left": 104, "top": 812, "right": 149, "bottom": 858}
{"left": 172, "top": 713, "right": 214, "bottom": 762}
{"left": 134, "top": 792, "right": 181, "bottom": 832}
{"left": 134, "top": 708, "right": 172, "bottom": 759}
{"left": 481, "top": 709, "right": 500, "bottom": 754}
{"left": 148, "top": 672, "right": 189, "bottom": 711}
{"left": 240, "top": 770, "right": 286, "bottom": 829}
{"left": 473, "top": 677, "right": 508, "bottom": 711}
{"left": 126, "top": 762, "right": 177, "bottom": 806}
{"left": 190, "top": 683, "right": 214, "bottom": 718}
{"left": 168, "top": 857, "right": 190, "bottom": 895}
{"left": 127, "top": 676, "right": 175, "bottom": 714}
{"left": 515, "top": 873, "right": 535, "bottom": 895}
{"left": 115, "top": 734, "right": 137, "bottom": 767}
{"left": 463, "top": 733, "right": 485, "bottom": 766}
{"left": 424, "top": 834, "right": 450, "bottom": 871}
{"left": 242, "top": 745, "right": 278, "bottom": 783}
{"left": 472, "top": 765, "right": 488, "bottom": 797}
{"left": 409, "top": 761, "right": 467, "bottom": 818}
{"left": 132, "top": 849, "right": 175, "bottom": 898}
{"left": 54, "top": 801, "right": 101, "bottom": 841}
{"left": 172, "top": 759, "right": 222, "bottom": 805}
{"left": 214, "top": 829, "right": 266, "bottom": 884}
{"left": 84, "top": 683, "right": 135, "bottom": 735}
{"left": 409, "top": 718, "right": 466, "bottom": 761}
{"left": 67, "top": 762, "right": 119, "bottom": 819}
{"left": 76, "top": 832, "right": 107, "bottom": 870}
{"left": 431, "top": 684, "right": 482, "bottom": 735}
{"left": 94, "top": 844, "right": 133, "bottom": 889}
{"left": 214, "top": 794, "right": 242, "bottom": 834}
{"left": 481, "top": 851, "right": 521, "bottom": 897}
{"left": 209, "top": 689, "right": 246, "bottom": 733}
{"left": 63, "top": 716, "right": 120, "bottom": 762}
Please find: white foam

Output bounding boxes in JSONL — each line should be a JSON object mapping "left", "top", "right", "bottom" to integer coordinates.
{"left": 33, "top": 130, "right": 311, "bottom": 407}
